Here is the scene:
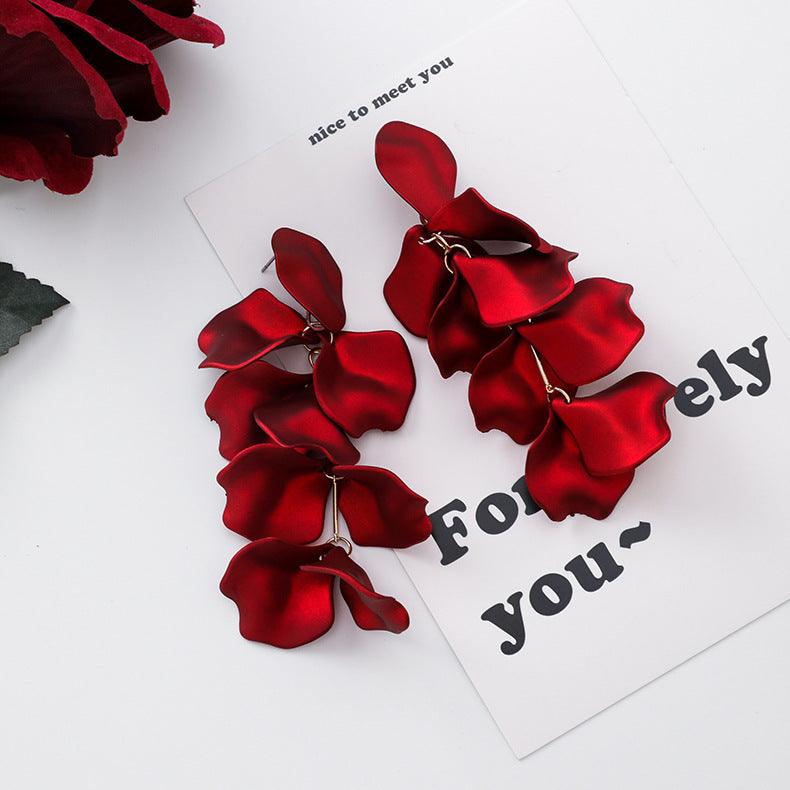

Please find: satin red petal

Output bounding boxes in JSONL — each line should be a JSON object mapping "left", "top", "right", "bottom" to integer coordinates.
{"left": 468, "top": 332, "right": 552, "bottom": 445}
{"left": 205, "top": 361, "right": 311, "bottom": 460}
{"left": 217, "top": 444, "right": 330, "bottom": 543}
{"left": 253, "top": 386, "right": 360, "bottom": 466}
{"left": 525, "top": 411, "right": 635, "bottom": 521}
{"left": 197, "top": 289, "right": 306, "bottom": 370}
{"left": 454, "top": 246, "right": 576, "bottom": 327}
{"left": 383, "top": 225, "right": 451, "bottom": 338}
{"left": 427, "top": 273, "right": 509, "bottom": 378}
{"left": 0, "top": 0, "right": 126, "bottom": 158}
{"left": 519, "top": 278, "right": 644, "bottom": 386}
{"left": 220, "top": 539, "right": 335, "bottom": 648}
{"left": 553, "top": 372, "right": 676, "bottom": 476}
{"left": 0, "top": 125, "right": 93, "bottom": 194}
{"left": 313, "top": 330, "right": 416, "bottom": 437}
{"left": 375, "top": 121, "right": 457, "bottom": 220}
{"left": 271, "top": 227, "right": 346, "bottom": 333}
{"left": 302, "top": 547, "right": 409, "bottom": 634}
{"left": 31, "top": 0, "right": 170, "bottom": 122}
{"left": 428, "top": 188, "right": 552, "bottom": 252}
{"left": 333, "top": 464, "right": 431, "bottom": 549}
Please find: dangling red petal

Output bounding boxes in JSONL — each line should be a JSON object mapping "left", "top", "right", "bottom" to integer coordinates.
{"left": 125, "top": 0, "right": 225, "bottom": 48}
{"left": 332, "top": 465, "right": 431, "bottom": 549}
{"left": 427, "top": 188, "right": 552, "bottom": 252}
{"left": 383, "top": 225, "right": 452, "bottom": 338}
{"left": 302, "top": 547, "right": 410, "bottom": 634}
{"left": 468, "top": 333, "right": 552, "bottom": 444}
{"left": 220, "top": 539, "right": 335, "bottom": 648}
{"left": 254, "top": 385, "right": 360, "bottom": 465}
{"left": 217, "top": 444, "right": 330, "bottom": 543}
{"left": 525, "top": 411, "right": 635, "bottom": 521}
{"left": 427, "top": 273, "right": 509, "bottom": 378}
{"left": 198, "top": 289, "right": 305, "bottom": 370}
{"left": 553, "top": 372, "right": 675, "bottom": 476}
{"left": 205, "top": 361, "right": 311, "bottom": 460}
{"left": 313, "top": 331, "right": 416, "bottom": 437}
{"left": 271, "top": 227, "right": 346, "bottom": 333}
{"left": 375, "top": 121, "right": 457, "bottom": 220}
{"left": 519, "top": 278, "right": 644, "bottom": 386}
{"left": 454, "top": 246, "right": 576, "bottom": 327}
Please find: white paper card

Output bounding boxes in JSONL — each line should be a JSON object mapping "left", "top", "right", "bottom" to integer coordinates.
{"left": 187, "top": 0, "right": 790, "bottom": 757}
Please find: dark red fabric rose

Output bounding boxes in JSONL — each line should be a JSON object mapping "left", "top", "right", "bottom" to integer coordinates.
{"left": 199, "top": 228, "right": 417, "bottom": 441}
{"left": 526, "top": 373, "right": 675, "bottom": 520}
{"left": 0, "top": 0, "right": 223, "bottom": 193}
{"left": 220, "top": 540, "right": 409, "bottom": 649}
{"left": 375, "top": 121, "right": 577, "bottom": 377}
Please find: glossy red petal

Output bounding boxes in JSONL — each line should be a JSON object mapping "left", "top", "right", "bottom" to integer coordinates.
{"left": 525, "top": 411, "right": 635, "bottom": 521}
{"left": 553, "top": 372, "right": 676, "bottom": 476}
{"left": 0, "top": 0, "right": 126, "bottom": 157}
{"left": 383, "top": 225, "right": 451, "bottom": 338}
{"left": 313, "top": 330, "right": 416, "bottom": 437}
{"left": 428, "top": 188, "right": 552, "bottom": 252}
{"left": 519, "top": 278, "right": 644, "bottom": 386}
{"left": 31, "top": 0, "right": 170, "bottom": 122}
{"left": 254, "top": 386, "right": 360, "bottom": 466}
{"left": 302, "top": 547, "right": 409, "bottom": 634}
{"left": 271, "top": 227, "right": 346, "bottom": 333}
{"left": 217, "top": 444, "right": 330, "bottom": 543}
{"left": 427, "top": 273, "right": 509, "bottom": 378}
{"left": 0, "top": 125, "right": 93, "bottom": 194}
{"left": 468, "top": 333, "right": 551, "bottom": 445}
{"left": 220, "top": 539, "right": 335, "bottom": 648}
{"left": 454, "top": 246, "right": 576, "bottom": 327}
{"left": 333, "top": 465, "right": 431, "bottom": 549}
{"left": 375, "top": 121, "right": 457, "bottom": 219}
{"left": 198, "top": 289, "right": 306, "bottom": 371}
{"left": 205, "top": 362, "right": 311, "bottom": 460}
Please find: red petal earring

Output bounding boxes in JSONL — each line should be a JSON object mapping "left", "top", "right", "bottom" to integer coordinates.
{"left": 375, "top": 121, "right": 675, "bottom": 521}
{"left": 198, "top": 228, "right": 431, "bottom": 648}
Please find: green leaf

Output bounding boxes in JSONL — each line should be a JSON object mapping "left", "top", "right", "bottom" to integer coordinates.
{"left": 0, "top": 262, "right": 69, "bottom": 356}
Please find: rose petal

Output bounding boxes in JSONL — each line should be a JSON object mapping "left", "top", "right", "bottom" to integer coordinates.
{"left": 333, "top": 465, "right": 431, "bottom": 549}
{"left": 525, "top": 411, "right": 635, "bottom": 521}
{"left": 375, "top": 121, "right": 457, "bottom": 220}
{"left": 469, "top": 333, "right": 553, "bottom": 444}
{"left": 254, "top": 386, "right": 360, "bottom": 466}
{"left": 313, "top": 331, "right": 416, "bottom": 437}
{"left": 0, "top": 0, "right": 126, "bottom": 157}
{"left": 553, "top": 372, "right": 675, "bottom": 475}
{"left": 271, "top": 227, "right": 346, "bottom": 333}
{"left": 454, "top": 246, "right": 576, "bottom": 327}
{"left": 383, "top": 225, "right": 451, "bottom": 338}
{"left": 428, "top": 188, "right": 552, "bottom": 252}
{"left": 518, "top": 278, "right": 644, "bottom": 386}
{"left": 205, "top": 362, "right": 311, "bottom": 460}
{"left": 220, "top": 539, "right": 335, "bottom": 648}
{"left": 0, "top": 124, "right": 93, "bottom": 194}
{"left": 69, "top": 0, "right": 224, "bottom": 49}
{"left": 198, "top": 289, "right": 306, "bottom": 371}
{"left": 302, "top": 547, "right": 409, "bottom": 634}
{"left": 217, "top": 444, "right": 330, "bottom": 543}
{"left": 31, "top": 0, "right": 170, "bottom": 122}
{"left": 427, "top": 273, "right": 508, "bottom": 378}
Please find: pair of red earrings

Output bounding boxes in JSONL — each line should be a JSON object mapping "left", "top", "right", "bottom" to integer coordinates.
{"left": 198, "top": 121, "right": 675, "bottom": 649}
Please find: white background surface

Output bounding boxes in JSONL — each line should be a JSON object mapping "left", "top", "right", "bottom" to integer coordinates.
{"left": 0, "top": 1, "right": 788, "bottom": 787}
